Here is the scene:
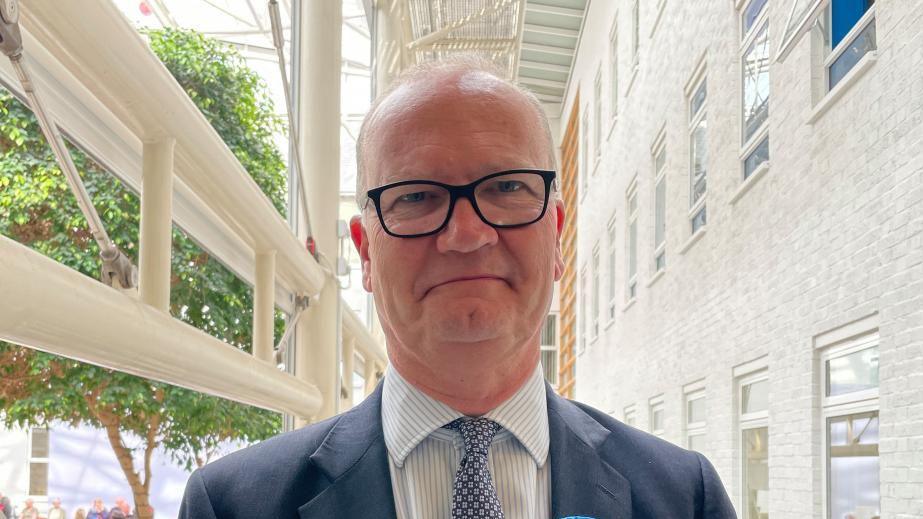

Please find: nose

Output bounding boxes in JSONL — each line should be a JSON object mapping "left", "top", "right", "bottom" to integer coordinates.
{"left": 436, "top": 197, "right": 498, "bottom": 253}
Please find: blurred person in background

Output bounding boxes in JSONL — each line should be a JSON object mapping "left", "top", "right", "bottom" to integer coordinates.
{"left": 47, "top": 498, "right": 67, "bottom": 519}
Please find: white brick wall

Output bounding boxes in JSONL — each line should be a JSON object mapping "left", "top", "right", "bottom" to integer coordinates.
{"left": 558, "top": 0, "right": 923, "bottom": 517}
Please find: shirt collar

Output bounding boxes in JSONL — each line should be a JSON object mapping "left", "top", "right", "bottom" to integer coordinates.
{"left": 381, "top": 361, "right": 549, "bottom": 468}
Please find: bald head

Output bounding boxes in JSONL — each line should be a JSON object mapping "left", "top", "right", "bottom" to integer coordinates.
{"left": 355, "top": 57, "right": 556, "bottom": 205}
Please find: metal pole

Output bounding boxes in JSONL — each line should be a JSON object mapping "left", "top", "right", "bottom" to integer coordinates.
{"left": 294, "top": 0, "right": 342, "bottom": 425}
{"left": 253, "top": 250, "right": 277, "bottom": 363}
{"left": 139, "top": 139, "right": 175, "bottom": 311}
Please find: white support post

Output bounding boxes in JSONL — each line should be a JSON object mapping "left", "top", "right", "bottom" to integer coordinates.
{"left": 253, "top": 250, "right": 276, "bottom": 363}
{"left": 364, "top": 361, "right": 382, "bottom": 396}
{"left": 375, "top": 0, "right": 405, "bottom": 93}
{"left": 139, "top": 138, "right": 175, "bottom": 311}
{"left": 295, "top": 0, "right": 342, "bottom": 425}
{"left": 341, "top": 337, "right": 356, "bottom": 411}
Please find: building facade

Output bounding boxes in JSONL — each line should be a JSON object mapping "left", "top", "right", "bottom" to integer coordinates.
{"left": 561, "top": 0, "right": 922, "bottom": 517}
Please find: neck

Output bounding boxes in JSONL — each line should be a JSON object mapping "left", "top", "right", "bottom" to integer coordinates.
{"left": 390, "top": 344, "right": 539, "bottom": 416}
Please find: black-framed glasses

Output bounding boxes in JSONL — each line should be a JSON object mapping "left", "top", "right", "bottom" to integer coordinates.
{"left": 363, "top": 169, "right": 556, "bottom": 238}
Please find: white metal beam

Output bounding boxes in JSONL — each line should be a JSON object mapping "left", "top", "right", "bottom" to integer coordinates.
{"left": 0, "top": 235, "right": 322, "bottom": 418}
{"left": 139, "top": 139, "right": 175, "bottom": 312}
{"left": 521, "top": 42, "right": 575, "bottom": 58}
{"left": 519, "top": 59, "right": 570, "bottom": 75}
{"left": 406, "top": 0, "right": 516, "bottom": 51}
{"left": 523, "top": 23, "right": 579, "bottom": 39}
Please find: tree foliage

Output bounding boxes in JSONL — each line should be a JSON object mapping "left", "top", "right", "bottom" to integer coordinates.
{"left": 0, "top": 28, "right": 288, "bottom": 516}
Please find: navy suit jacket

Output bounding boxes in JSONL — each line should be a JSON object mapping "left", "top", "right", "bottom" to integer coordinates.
{"left": 180, "top": 383, "right": 737, "bottom": 518}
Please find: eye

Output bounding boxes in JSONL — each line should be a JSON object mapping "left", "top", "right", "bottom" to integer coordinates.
{"left": 398, "top": 192, "right": 427, "bottom": 203}
{"left": 496, "top": 180, "right": 523, "bottom": 192}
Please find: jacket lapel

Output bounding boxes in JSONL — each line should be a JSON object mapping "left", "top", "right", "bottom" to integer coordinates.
{"left": 298, "top": 384, "right": 398, "bottom": 519}
{"left": 547, "top": 386, "right": 633, "bottom": 519}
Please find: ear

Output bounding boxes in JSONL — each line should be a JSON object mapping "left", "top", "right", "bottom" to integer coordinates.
{"left": 552, "top": 199, "right": 565, "bottom": 282}
{"left": 349, "top": 215, "right": 373, "bottom": 292}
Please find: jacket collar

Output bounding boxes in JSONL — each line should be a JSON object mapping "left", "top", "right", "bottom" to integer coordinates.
{"left": 546, "top": 384, "right": 633, "bottom": 519}
{"left": 298, "top": 380, "right": 631, "bottom": 519}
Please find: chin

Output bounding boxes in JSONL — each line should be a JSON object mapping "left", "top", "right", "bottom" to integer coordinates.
{"left": 426, "top": 300, "right": 511, "bottom": 344}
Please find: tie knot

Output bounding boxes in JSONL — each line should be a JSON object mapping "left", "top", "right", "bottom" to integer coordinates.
{"left": 445, "top": 417, "right": 501, "bottom": 457}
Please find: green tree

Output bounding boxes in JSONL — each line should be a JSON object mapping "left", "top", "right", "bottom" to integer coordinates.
{"left": 0, "top": 29, "right": 288, "bottom": 518}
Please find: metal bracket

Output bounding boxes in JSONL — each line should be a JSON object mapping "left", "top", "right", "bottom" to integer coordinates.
{"left": 1, "top": 2, "right": 138, "bottom": 290}
{"left": 273, "top": 294, "right": 311, "bottom": 365}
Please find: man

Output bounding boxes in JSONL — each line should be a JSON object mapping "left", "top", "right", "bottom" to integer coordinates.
{"left": 0, "top": 491, "right": 11, "bottom": 519}
{"left": 180, "top": 58, "right": 737, "bottom": 518}
{"left": 20, "top": 499, "right": 39, "bottom": 519}
{"left": 47, "top": 498, "right": 67, "bottom": 519}
{"left": 86, "top": 498, "right": 108, "bottom": 519}
{"left": 108, "top": 498, "right": 127, "bottom": 519}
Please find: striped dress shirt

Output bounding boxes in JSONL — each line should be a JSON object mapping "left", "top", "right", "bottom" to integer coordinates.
{"left": 382, "top": 362, "right": 552, "bottom": 519}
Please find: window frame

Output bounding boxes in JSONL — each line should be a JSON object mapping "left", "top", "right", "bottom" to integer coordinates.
{"left": 649, "top": 395, "right": 665, "bottom": 436}
{"left": 607, "top": 214, "right": 618, "bottom": 323}
{"left": 593, "top": 66, "right": 603, "bottom": 164}
{"left": 580, "top": 108, "right": 590, "bottom": 198}
{"left": 631, "top": 0, "right": 641, "bottom": 68}
{"left": 685, "top": 389, "right": 707, "bottom": 451}
{"left": 651, "top": 130, "right": 667, "bottom": 274}
{"left": 28, "top": 427, "right": 50, "bottom": 498}
{"left": 687, "top": 75, "right": 708, "bottom": 235}
{"left": 539, "top": 314, "right": 559, "bottom": 386}
{"left": 591, "top": 245, "right": 600, "bottom": 340}
{"left": 626, "top": 178, "right": 639, "bottom": 304}
{"left": 737, "top": 369, "right": 769, "bottom": 519}
{"left": 823, "top": 3, "right": 876, "bottom": 91}
{"left": 609, "top": 15, "right": 620, "bottom": 124}
{"left": 739, "top": 3, "right": 770, "bottom": 152}
{"left": 819, "top": 332, "right": 880, "bottom": 519}
{"left": 579, "top": 265, "right": 589, "bottom": 354}
{"left": 624, "top": 405, "right": 637, "bottom": 428}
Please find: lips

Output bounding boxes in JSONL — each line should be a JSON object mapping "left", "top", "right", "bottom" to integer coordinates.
{"left": 424, "top": 275, "right": 507, "bottom": 296}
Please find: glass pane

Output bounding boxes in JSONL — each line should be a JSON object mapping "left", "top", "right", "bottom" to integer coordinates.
{"left": 540, "top": 315, "right": 557, "bottom": 346}
{"left": 743, "top": 0, "right": 769, "bottom": 36}
{"left": 692, "top": 206, "right": 707, "bottom": 233}
{"left": 780, "top": 0, "right": 826, "bottom": 56}
{"left": 608, "top": 246, "right": 617, "bottom": 303}
{"left": 742, "top": 378, "right": 769, "bottom": 414}
{"left": 743, "top": 23, "right": 770, "bottom": 143}
{"left": 743, "top": 427, "right": 770, "bottom": 519}
{"left": 690, "top": 80, "right": 707, "bottom": 120}
{"left": 629, "top": 220, "right": 638, "bottom": 277}
{"left": 29, "top": 462, "right": 48, "bottom": 496}
{"left": 540, "top": 348, "right": 558, "bottom": 385}
{"left": 687, "top": 396, "right": 706, "bottom": 424}
{"left": 828, "top": 412, "right": 880, "bottom": 519}
{"left": 632, "top": 0, "right": 640, "bottom": 58}
{"left": 688, "top": 433, "right": 706, "bottom": 452}
{"left": 656, "top": 252, "right": 666, "bottom": 271}
{"left": 691, "top": 119, "right": 708, "bottom": 205}
{"left": 610, "top": 32, "right": 619, "bottom": 116}
{"left": 655, "top": 148, "right": 667, "bottom": 173}
{"left": 655, "top": 177, "right": 666, "bottom": 247}
{"left": 826, "top": 346, "right": 879, "bottom": 397}
{"left": 651, "top": 407, "right": 664, "bottom": 431}
{"left": 744, "top": 137, "right": 770, "bottom": 180}
{"left": 829, "top": 18, "right": 877, "bottom": 89}
{"left": 629, "top": 191, "right": 638, "bottom": 214}
{"left": 592, "top": 254, "right": 600, "bottom": 329}
{"left": 31, "top": 428, "right": 50, "bottom": 458}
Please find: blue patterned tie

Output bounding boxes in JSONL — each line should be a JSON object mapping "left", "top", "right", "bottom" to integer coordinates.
{"left": 444, "top": 417, "right": 505, "bottom": 518}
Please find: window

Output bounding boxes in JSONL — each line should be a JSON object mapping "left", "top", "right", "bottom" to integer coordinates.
{"left": 540, "top": 314, "right": 559, "bottom": 385}
{"left": 581, "top": 110, "right": 590, "bottom": 195}
{"left": 821, "top": 333, "right": 880, "bottom": 519}
{"left": 778, "top": 0, "right": 876, "bottom": 92}
{"left": 579, "top": 266, "right": 589, "bottom": 354}
{"left": 591, "top": 246, "right": 600, "bottom": 339}
{"left": 685, "top": 390, "right": 706, "bottom": 451}
{"left": 739, "top": 373, "right": 769, "bottom": 519}
{"left": 607, "top": 216, "right": 617, "bottom": 320}
{"left": 825, "top": 0, "right": 877, "bottom": 90}
{"left": 594, "top": 69, "right": 603, "bottom": 161}
{"left": 627, "top": 181, "right": 639, "bottom": 301}
{"left": 624, "top": 405, "right": 637, "bottom": 427}
{"left": 652, "top": 140, "right": 667, "bottom": 272}
{"left": 649, "top": 396, "right": 665, "bottom": 436}
{"left": 688, "top": 77, "right": 707, "bottom": 234}
{"left": 29, "top": 427, "right": 50, "bottom": 496}
{"left": 741, "top": 0, "right": 770, "bottom": 180}
{"left": 631, "top": 0, "right": 640, "bottom": 66}
{"left": 609, "top": 18, "right": 619, "bottom": 120}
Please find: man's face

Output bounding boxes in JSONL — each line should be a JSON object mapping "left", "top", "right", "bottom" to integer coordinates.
{"left": 352, "top": 71, "right": 564, "bottom": 379}
{"left": 53, "top": 499, "right": 61, "bottom": 508}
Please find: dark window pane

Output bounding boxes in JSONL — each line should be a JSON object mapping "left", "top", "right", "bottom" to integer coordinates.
{"left": 31, "top": 428, "right": 50, "bottom": 458}
{"left": 29, "top": 462, "right": 48, "bottom": 496}
{"left": 829, "top": 18, "right": 876, "bottom": 89}
{"left": 744, "top": 137, "right": 770, "bottom": 180}
{"left": 743, "top": 0, "right": 769, "bottom": 36}
{"left": 744, "top": 427, "right": 769, "bottom": 519}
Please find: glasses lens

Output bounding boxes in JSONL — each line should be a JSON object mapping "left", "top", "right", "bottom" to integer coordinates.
{"left": 378, "top": 183, "right": 450, "bottom": 236}
{"left": 475, "top": 172, "right": 548, "bottom": 226}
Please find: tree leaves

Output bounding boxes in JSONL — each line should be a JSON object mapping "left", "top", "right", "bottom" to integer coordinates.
{"left": 0, "top": 28, "right": 288, "bottom": 475}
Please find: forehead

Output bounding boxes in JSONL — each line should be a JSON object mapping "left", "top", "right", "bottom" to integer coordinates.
{"left": 365, "top": 72, "right": 545, "bottom": 185}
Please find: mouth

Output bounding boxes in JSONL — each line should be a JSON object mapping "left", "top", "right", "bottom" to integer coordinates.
{"left": 425, "top": 276, "right": 507, "bottom": 296}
